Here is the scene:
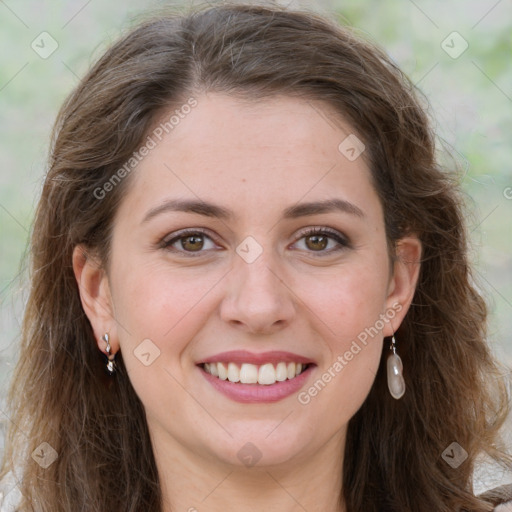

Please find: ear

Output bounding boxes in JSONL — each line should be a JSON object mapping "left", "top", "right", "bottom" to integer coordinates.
{"left": 72, "top": 244, "right": 119, "bottom": 355}
{"left": 382, "top": 235, "right": 422, "bottom": 337}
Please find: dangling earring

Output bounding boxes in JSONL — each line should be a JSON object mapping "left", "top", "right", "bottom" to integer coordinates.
{"left": 387, "top": 334, "right": 405, "bottom": 399}
{"left": 102, "top": 333, "right": 116, "bottom": 376}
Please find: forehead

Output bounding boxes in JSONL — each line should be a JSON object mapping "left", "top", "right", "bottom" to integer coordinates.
{"left": 117, "top": 93, "right": 382, "bottom": 223}
{"left": 158, "top": 93, "right": 358, "bottom": 165}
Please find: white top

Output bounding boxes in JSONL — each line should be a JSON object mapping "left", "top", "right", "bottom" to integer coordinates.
{"left": 0, "top": 471, "right": 22, "bottom": 511}
{"left": 495, "top": 504, "right": 512, "bottom": 512}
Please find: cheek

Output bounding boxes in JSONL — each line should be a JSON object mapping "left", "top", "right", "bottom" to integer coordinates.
{"left": 298, "top": 273, "right": 385, "bottom": 424}
{"left": 301, "top": 261, "right": 390, "bottom": 341}
{"left": 109, "top": 261, "right": 221, "bottom": 413}
{"left": 294, "top": 253, "right": 389, "bottom": 407}
{"left": 111, "top": 257, "right": 224, "bottom": 353}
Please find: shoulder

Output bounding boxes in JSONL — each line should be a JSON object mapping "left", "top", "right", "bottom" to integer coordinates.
{"left": 0, "top": 471, "right": 22, "bottom": 511}
{"left": 478, "top": 483, "right": 512, "bottom": 511}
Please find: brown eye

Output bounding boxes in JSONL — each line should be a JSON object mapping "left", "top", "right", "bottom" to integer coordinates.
{"left": 305, "top": 234, "right": 328, "bottom": 251}
{"left": 293, "top": 227, "right": 350, "bottom": 255}
{"left": 180, "top": 234, "right": 205, "bottom": 252}
{"left": 161, "top": 229, "right": 218, "bottom": 255}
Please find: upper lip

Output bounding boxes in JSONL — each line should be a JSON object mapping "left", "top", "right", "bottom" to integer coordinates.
{"left": 197, "top": 350, "right": 315, "bottom": 366}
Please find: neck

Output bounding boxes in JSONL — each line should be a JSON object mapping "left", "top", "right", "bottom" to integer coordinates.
{"left": 154, "top": 431, "right": 346, "bottom": 512}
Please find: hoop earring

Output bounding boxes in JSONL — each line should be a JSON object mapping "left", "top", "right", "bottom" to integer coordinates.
{"left": 102, "top": 333, "right": 116, "bottom": 376}
{"left": 387, "top": 334, "right": 405, "bottom": 399}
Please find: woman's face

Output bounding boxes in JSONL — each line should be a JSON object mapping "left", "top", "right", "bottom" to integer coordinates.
{"left": 76, "top": 93, "right": 419, "bottom": 471}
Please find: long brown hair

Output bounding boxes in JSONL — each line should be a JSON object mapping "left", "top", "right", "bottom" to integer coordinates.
{"left": 2, "top": 2, "right": 511, "bottom": 511}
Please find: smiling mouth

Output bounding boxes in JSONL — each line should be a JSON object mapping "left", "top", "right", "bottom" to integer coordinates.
{"left": 201, "top": 362, "right": 311, "bottom": 385}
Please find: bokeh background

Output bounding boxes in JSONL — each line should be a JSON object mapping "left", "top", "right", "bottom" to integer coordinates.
{"left": 1, "top": 0, "right": 511, "bottom": 492}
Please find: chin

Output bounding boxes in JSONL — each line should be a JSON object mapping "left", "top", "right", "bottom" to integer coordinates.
{"left": 204, "top": 425, "right": 312, "bottom": 469}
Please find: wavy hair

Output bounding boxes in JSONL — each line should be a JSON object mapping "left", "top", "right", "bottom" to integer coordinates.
{"left": 2, "top": 2, "right": 511, "bottom": 511}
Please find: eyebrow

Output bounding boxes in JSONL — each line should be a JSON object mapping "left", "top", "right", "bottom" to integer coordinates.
{"left": 141, "top": 197, "right": 365, "bottom": 224}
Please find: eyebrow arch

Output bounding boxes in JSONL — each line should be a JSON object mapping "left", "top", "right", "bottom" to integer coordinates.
{"left": 283, "top": 198, "right": 365, "bottom": 219}
{"left": 142, "top": 197, "right": 365, "bottom": 224}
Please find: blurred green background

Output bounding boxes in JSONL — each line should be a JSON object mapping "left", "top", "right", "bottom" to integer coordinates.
{"left": 1, "top": 0, "right": 511, "bottom": 489}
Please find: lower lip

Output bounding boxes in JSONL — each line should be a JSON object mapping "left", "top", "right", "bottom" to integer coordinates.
{"left": 199, "top": 365, "right": 315, "bottom": 403}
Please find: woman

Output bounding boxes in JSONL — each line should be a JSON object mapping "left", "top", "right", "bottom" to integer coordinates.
{"left": 1, "top": 2, "right": 511, "bottom": 511}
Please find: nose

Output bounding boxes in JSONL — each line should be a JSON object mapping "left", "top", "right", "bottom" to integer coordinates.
{"left": 219, "top": 248, "right": 296, "bottom": 335}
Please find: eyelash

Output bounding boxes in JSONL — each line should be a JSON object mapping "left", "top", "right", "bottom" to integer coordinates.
{"left": 159, "top": 227, "right": 351, "bottom": 257}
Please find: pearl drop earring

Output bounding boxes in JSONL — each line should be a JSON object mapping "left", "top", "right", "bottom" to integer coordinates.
{"left": 387, "top": 334, "right": 405, "bottom": 399}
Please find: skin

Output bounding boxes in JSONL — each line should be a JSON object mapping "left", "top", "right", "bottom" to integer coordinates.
{"left": 73, "top": 93, "right": 421, "bottom": 512}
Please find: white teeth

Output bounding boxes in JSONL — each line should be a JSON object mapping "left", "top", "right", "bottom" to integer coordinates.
{"left": 227, "top": 362, "right": 240, "bottom": 382}
{"left": 218, "top": 362, "right": 228, "bottom": 380}
{"left": 275, "top": 362, "right": 288, "bottom": 381}
{"left": 239, "top": 363, "right": 258, "bottom": 384}
{"left": 209, "top": 362, "right": 219, "bottom": 377}
{"left": 203, "top": 361, "right": 308, "bottom": 384}
{"left": 258, "top": 363, "right": 277, "bottom": 385}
